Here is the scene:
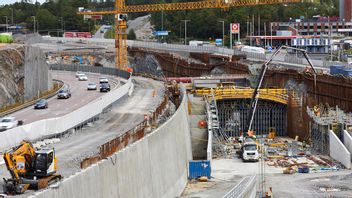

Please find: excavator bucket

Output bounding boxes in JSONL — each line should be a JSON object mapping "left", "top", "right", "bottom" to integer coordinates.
{"left": 3, "top": 179, "right": 29, "bottom": 195}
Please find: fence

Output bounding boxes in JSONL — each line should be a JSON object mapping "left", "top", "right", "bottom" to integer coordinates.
{"left": 81, "top": 93, "right": 169, "bottom": 168}
{"left": 223, "top": 175, "right": 256, "bottom": 198}
{"left": 0, "top": 65, "right": 132, "bottom": 151}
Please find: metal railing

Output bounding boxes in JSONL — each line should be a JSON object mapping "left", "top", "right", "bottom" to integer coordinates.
{"left": 223, "top": 175, "right": 256, "bottom": 198}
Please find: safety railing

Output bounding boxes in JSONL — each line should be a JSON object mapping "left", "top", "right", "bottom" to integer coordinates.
{"left": 81, "top": 92, "right": 169, "bottom": 168}
{"left": 0, "top": 80, "right": 64, "bottom": 117}
{"left": 223, "top": 175, "right": 256, "bottom": 198}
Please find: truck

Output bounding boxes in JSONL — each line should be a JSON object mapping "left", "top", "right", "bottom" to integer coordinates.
{"left": 239, "top": 139, "right": 259, "bottom": 162}
{"left": 3, "top": 140, "right": 62, "bottom": 194}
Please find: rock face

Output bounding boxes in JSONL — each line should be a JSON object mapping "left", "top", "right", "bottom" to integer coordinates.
{"left": 0, "top": 44, "right": 51, "bottom": 107}
{"left": 0, "top": 45, "right": 25, "bottom": 106}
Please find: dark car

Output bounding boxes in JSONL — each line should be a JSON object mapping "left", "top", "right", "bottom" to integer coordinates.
{"left": 57, "top": 89, "right": 71, "bottom": 99}
{"left": 34, "top": 99, "right": 48, "bottom": 109}
{"left": 100, "top": 83, "right": 110, "bottom": 92}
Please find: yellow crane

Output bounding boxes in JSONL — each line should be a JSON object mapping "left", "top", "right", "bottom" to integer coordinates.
{"left": 78, "top": 0, "right": 301, "bottom": 70}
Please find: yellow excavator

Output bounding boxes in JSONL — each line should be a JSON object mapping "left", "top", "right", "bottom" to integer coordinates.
{"left": 2, "top": 140, "right": 62, "bottom": 194}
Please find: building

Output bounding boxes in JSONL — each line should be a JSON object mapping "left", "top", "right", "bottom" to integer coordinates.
{"left": 340, "top": 0, "right": 352, "bottom": 21}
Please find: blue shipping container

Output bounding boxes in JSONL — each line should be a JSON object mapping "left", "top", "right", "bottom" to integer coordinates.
{"left": 330, "top": 65, "right": 345, "bottom": 75}
{"left": 188, "top": 160, "right": 211, "bottom": 179}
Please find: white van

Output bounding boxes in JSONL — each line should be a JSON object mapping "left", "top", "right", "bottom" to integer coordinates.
{"left": 240, "top": 141, "right": 259, "bottom": 162}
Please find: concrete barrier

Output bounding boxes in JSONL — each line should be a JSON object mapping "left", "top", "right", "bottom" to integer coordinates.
{"left": 329, "top": 130, "right": 351, "bottom": 169}
{"left": 30, "top": 86, "right": 192, "bottom": 198}
{"left": 343, "top": 130, "right": 352, "bottom": 160}
{"left": 0, "top": 75, "right": 132, "bottom": 151}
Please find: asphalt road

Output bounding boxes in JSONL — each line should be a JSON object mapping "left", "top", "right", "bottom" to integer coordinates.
{"left": 0, "top": 76, "right": 165, "bottom": 197}
{"left": 10, "top": 70, "right": 120, "bottom": 125}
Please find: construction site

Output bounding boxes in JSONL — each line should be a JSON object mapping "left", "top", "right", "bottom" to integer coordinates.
{"left": 0, "top": 0, "right": 352, "bottom": 198}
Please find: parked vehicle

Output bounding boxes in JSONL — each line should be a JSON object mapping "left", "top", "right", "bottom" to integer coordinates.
{"left": 87, "top": 83, "right": 97, "bottom": 90}
{"left": 34, "top": 99, "right": 48, "bottom": 109}
{"left": 99, "top": 77, "right": 109, "bottom": 83}
{"left": 0, "top": 117, "right": 22, "bottom": 131}
{"left": 77, "top": 74, "right": 88, "bottom": 81}
{"left": 57, "top": 89, "right": 71, "bottom": 99}
{"left": 100, "top": 83, "right": 110, "bottom": 92}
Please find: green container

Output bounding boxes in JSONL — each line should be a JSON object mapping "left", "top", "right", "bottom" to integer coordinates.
{"left": 0, "top": 35, "right": 13, "bottom": 43}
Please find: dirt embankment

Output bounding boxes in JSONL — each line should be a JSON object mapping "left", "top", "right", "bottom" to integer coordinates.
{"left": 0, "top": 45, "right": 24, "bottom": 106}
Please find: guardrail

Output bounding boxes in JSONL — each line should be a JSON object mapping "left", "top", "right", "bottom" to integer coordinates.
{"left": 0, "top": 65, "right": 132, "bottom": 151}
{"left": 0, "top": 79, "right": 64, "bottom": 117}
{"left": 223, "top": 175, "right": 256, "bottom": 198}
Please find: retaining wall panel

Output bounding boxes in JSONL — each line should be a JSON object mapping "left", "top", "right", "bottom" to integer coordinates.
{"left": 329, "top": 130, "right": 351, "bottom": 169}
{"left": 343, "top": 130, "right": 352, "bottom": 158}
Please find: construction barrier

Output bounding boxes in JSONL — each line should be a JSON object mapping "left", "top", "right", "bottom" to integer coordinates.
{"left": 30, "top": 86, "right": 192, "bottom": 198}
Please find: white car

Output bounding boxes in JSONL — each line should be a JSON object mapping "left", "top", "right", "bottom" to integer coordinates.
{"left": 87, "top": 83, "right": 97, "bottom": 90}
{"left": 75, "top": 71, "right": 83, "bottom": 78}
{"left": 99, "top": 77, "right": 108, "bottom": 83}
{"left": 0, "top": 117, "right": 19, "bottom": 131}
{"left": 77, "top": 74, "right": 88, "bottom": 81}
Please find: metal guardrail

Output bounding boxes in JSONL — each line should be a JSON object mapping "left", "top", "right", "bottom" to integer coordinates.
{"left": 0, "top": 79, "right": 64, "bottom": 118}
{"left": 223, "top": 175, "right": 256, "bottom": 198}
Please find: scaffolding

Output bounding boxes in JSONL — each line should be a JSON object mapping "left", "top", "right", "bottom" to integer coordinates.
{"left": 307, "top": 105, "right": 352, "bottom": 155}
{"left": 217, "top": 99, "right": 287, "bottom": 137}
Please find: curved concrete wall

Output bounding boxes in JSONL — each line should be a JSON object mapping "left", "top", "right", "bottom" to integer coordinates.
{"left": 30, "top": 87, "right": 192, "bottom": 198}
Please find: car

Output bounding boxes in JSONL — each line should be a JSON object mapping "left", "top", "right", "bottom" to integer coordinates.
{"left": 87, "top": 83, "right": 97, "bottom": 90}
{"left": 100, "top": 83, "right": 110, "bottom": 92}
{"left": 75, "top": 71, "right": 83, "bottom": 78}
{"left": 99, "top": 77, "right": 108, "bottom": 84}
{"left": 57, "top": 89, "right": 71, "bottom": 99}
{"left": 34, "top": 99, "right": 48, "bottom": 109}
{"left": 77, "top": 74, "right": 88, "bottom": 81}
{"left": 0, "top": 117, "right": 21, "bottom": 131}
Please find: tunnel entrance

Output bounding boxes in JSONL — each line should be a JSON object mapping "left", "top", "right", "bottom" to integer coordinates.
{"left": 217, "top": 99, "right": 287, "bottom": 137}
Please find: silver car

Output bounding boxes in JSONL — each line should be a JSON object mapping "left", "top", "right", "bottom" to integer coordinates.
{"left": 87, "top": 83, "right": 97, "bottom": 90}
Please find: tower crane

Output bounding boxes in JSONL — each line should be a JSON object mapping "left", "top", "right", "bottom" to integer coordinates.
{"left": 78, "top": 0, "right": 301, "bottom": 71}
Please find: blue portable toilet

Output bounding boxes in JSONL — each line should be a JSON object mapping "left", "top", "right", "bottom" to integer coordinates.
{"left": 188, "top": 160, "right": 211, "bottom": 179}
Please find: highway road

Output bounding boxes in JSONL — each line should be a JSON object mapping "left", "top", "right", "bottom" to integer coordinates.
{"left": 0, "top": 76, "right": 166, "bottom": 197}
{"left": 9, "top": 70, "right": 120, "bottom": 125}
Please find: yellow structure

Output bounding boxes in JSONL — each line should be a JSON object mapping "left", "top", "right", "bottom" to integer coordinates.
{"left": 196, "top": 88, "right": 288, "bottom": 104}
{"left": 78, "top": 0, "right": 300, "bottom": 70}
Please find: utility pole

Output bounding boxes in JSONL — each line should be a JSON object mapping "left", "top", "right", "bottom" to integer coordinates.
{"left": 218, "top": 20, "right": 224, "bottom": 47}
{"left": 3, "top": 16, "right": 8, "bottom": 32}
{"left": 181, "top": 20, "right": 190, "bottom": 45}
{"left": 9, "top": 8, "right": 13, "bottom": 25}
{"left": 32, "top": 16, "right": 36, "bottom": 33}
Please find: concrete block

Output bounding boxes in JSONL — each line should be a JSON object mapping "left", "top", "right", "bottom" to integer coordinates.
{"left": 329, "top": 130, "right": 351, "bottom": 169}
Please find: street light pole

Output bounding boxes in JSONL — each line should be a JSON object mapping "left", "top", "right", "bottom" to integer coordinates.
{"left": 9, "top": 8, "right": 13, "bottom": 25}
{"left": 32, "top": 16, "right": 36, "bottom": 33}
{"left": 3, "top": 16, "right": 8, "bottom": 32}
{"left": 181, "top": 20, "right": 190, "bottom": 45}
{"left": 218, "top": 20, "right": 224, "bottom": 47}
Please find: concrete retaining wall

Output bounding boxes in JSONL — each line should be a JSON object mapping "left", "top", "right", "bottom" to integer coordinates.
{"left": 24, "top": 46, "right": 51, "bottom": 100}
{"left": 31, "top": 87, "right": 192, "bottom": 198}
{"left": 329, "top": 130, "right": 351, "bottom": 169}
{"left": 343, "top": 130, "right": 352, "bottom": 160}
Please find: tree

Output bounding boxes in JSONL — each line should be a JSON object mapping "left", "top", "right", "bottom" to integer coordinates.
{"left": 128, "top": 29, "right": 137, "bottom": 40}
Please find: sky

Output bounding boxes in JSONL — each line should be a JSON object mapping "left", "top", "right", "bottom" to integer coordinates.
{"left": 1, "top": 0, "right": 46, "bottom": 6}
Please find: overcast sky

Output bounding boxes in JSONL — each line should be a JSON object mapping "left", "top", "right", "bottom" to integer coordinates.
{"left": 1, "top": 0, "right": 46, "bottom": 5}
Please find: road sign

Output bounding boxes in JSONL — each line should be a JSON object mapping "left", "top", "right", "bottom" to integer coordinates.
{"left": 154, "top": 31, "right": 169, "bottom": 36}
{"left": 215, "top": 39, "right": 222, "bottom": 46}
{"left": 230, "top": 23, "right": 240, "bottom": 34}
